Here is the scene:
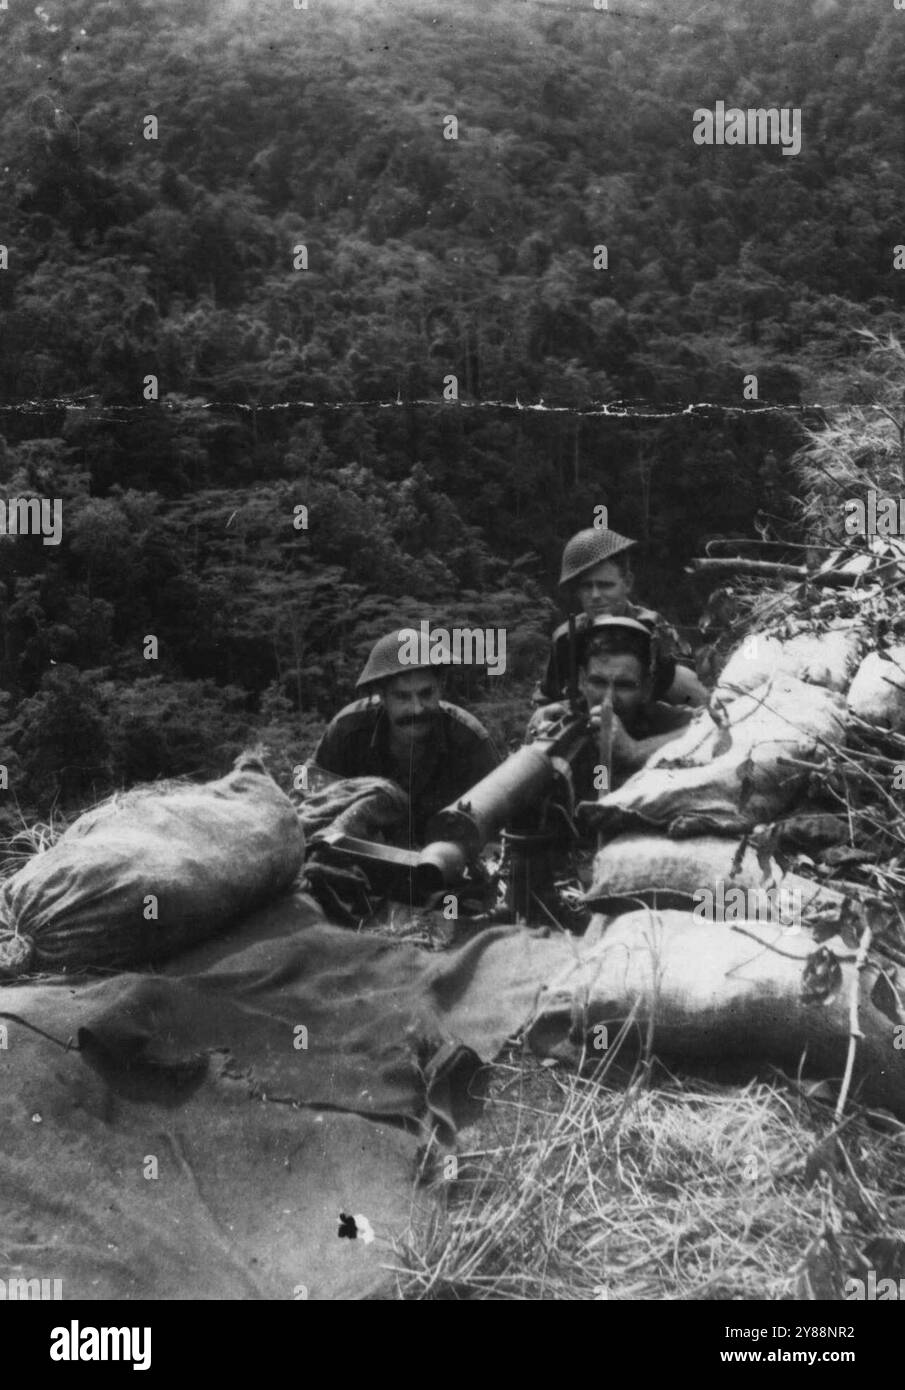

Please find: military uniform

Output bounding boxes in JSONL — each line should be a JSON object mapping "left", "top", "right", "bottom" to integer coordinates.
{"left": 311, "top": 695, "right": 498, "bottom": 846}
{"left": 569, "top": 698, "right": 694, "bottom": 798}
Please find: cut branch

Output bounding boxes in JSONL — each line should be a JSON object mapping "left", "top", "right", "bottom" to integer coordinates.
{"left": 834, "top": 923, "right": 873, "bottom": 1124}
{"left": 687, "top": 557, "right": 903, "bottom": 587}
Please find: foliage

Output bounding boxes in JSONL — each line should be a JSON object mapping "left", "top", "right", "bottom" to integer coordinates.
{"left": 0, "top": 0, "right": 902, "bottom": 815}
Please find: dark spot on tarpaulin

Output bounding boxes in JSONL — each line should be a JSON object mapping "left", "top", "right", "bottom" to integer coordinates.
{"left": 338, "top": 1212, "right": 358, "bottom": 1240}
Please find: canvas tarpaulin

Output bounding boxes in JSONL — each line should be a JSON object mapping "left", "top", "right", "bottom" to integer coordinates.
{"left": 0, "top": 889, "right": 575, "bottom": 1301}
{"left": 294, "top": 774, "right": 409, "bottom": 842}
{"left": 3, "top": 890, "right": 905, "bottom": 1300}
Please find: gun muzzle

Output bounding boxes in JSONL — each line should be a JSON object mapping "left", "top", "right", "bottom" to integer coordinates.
{"left": 415, "top": 839, "right": 470, "bottom": 892}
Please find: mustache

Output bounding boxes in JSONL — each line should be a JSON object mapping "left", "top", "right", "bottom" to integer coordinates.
{"left": 396, "top": 714, "right": 432, "bottom": 728}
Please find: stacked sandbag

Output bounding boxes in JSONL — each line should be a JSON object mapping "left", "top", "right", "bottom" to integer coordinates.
{"left": 0, "top": 754, "right": 304, "bottom": 978}
{"left": 846, "top": 647, "right": 905, "bottom": 731}
{"left": 526, "top": 909, "right": 905, "bottom": 1118}
{"left": 584, "top": 831, "right": 846, "bottom": 922}
{"left": 717, "top": 623, "right": 863, "bottom": 698}
{"left": 590, "top": 672, "right": 847, "bottom": 836}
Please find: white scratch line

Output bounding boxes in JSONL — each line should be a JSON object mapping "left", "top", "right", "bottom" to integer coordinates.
{"left": 0, "top": 396, "right": 876, "bottom": 420}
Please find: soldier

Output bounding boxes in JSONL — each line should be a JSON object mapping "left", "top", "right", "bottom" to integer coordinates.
{"left": 537, "top": 526, "right": 708, "bottom": 708}
{"left": 310, "top": 628, "right": 499, "bottom": 846}
{"left": 531, "top": 616, "right": 695, "bottom": 791}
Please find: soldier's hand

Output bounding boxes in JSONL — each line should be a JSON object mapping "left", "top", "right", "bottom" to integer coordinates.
{"left": 526, "top": 702, "right": 568, "bottom": 740}
{"left": 609, "top": 712, "right": 637, "bottom": 762}
{"left": 589, "top": 706, "right": 635, "bottom": 759}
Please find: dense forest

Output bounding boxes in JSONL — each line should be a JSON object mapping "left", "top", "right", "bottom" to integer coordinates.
{"left": 0, "top": 0, "right": 902, "bottom": 825}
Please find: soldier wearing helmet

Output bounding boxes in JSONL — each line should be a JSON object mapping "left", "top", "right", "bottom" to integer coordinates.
{"left": 537, "top": 525, "right": 708, "bottom": 708}
{"left": 532, "top": 616, "right": 695, "bottom": 791}
{"left": 310, "top": 628, "right": 499, "bottom": 846}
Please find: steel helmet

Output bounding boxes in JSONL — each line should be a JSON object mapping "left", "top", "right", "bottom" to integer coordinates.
{"left": 355, "top": 627, "right": 456, "bottom": 691}
{"left": 558, "top": 527, "right": 636, "bottom": 592}
{"left": 580, "top": 615, "right": 656, "bottom": 672}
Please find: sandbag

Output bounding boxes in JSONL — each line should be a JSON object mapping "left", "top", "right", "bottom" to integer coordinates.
{"left": 584, "top": 832, "right": 846, "bottom": 921}
{"left": 587, "top": 673, "right": 847, "bottom": 836}
{"left": 526, "top": 908, "right": 905, "bottom": 1118}
{"left": 0, "top": 754, "right": 304, "bottom": 977}
{"left": 717, "top": 624, "right": 862, "bottom": 697}
{"left": 846, "top": 647, "right": 905, "bottom": 730}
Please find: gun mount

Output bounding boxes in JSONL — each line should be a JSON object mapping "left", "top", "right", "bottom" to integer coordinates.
{"left": 305, "top": 708, "right": 592, "bottom": 916}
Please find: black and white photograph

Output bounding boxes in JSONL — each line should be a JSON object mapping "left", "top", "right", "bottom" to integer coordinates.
{"left": 1, "top": 0, "right": 904, "bottom": 1342}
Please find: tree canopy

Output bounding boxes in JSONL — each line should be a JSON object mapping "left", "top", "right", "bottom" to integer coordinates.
{"left": 0, "top": 0, "right": 901, "bottom": 818}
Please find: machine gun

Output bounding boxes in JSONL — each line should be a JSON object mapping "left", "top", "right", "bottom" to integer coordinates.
{"left": 306, "top": 703, "right": 593, "bottom": 915}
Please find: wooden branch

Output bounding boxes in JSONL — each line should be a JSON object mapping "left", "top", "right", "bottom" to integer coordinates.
{"left": 688, "top": 558, "right": 808, "bottom": 581}
{"left": 727, "top": 921, "right": 856, "bottom": 963}
{"left": 688, "top": 557, "right": 904, "bottom": 587}
{"left": 834, "top": 924, "right": 873, "bottom": 1124}
{"left": 703, "top": 539, "right": 839, "bottom": 556}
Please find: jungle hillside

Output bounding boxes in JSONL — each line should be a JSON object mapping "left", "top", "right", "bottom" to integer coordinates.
{"left": 0, "top": 0, "right": 902, "bottom": 824}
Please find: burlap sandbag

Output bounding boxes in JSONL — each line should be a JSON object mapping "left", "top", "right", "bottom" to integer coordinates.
{"left": 588, "top": 673, "right": 847, "bottom": 836}
{"left": 847, "top": 647, "right": 905, "bottom": 731}
{"left": 584, "top": 832, "right": 846, "bottom": 921}
{"left": 0, "top": 755, "right": 304, "bottom": 977}
{"left": 717, "top": 624, "right": 862, "bottom": 698}
{"left": 525, "top": 909, "right": 905, "bottom": 1117}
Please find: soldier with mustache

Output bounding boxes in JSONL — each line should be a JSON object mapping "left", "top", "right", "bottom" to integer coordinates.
{"left": 310, "top": 628, "right": 499, "bottom": 847}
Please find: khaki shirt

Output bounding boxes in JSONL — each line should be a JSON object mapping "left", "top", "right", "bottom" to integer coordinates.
{"left": 570, "top": 700, "right": 695, "bottom": 798}
{"left": 311, "top": 697, "right": 499, "bottom": 847}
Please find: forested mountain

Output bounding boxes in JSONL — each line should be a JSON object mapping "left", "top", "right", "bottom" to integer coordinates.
{"left": 0, "top": 0, "right": 902, "bottom": 820}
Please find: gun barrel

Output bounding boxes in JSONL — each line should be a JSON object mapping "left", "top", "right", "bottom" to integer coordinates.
{"left": 423, "top": 744, "right": 558, "bottom": 860}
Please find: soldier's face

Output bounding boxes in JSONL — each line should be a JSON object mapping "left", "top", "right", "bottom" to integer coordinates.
{"left": 576, "top": 561, "right": 631, "bottom": 617}
{"left": 580, "top": 653, "right": 650, "bottom": 726}
{"left": 382, "top": 671, "right": 442, "bottom": 744}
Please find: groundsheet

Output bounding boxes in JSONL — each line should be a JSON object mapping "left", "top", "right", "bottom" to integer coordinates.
{"left": 2, "top": 889, "right": 902, "bottom": 1299}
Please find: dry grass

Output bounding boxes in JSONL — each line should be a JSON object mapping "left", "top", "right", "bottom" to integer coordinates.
{"left": 0, "top": 772, "right": 222, "bottom": 877}
{"left": 391, "top": 1046, "right": 905, "bottom": 1301}
{"left": 0, "top": 811, "right": 70, "bottom": 875}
